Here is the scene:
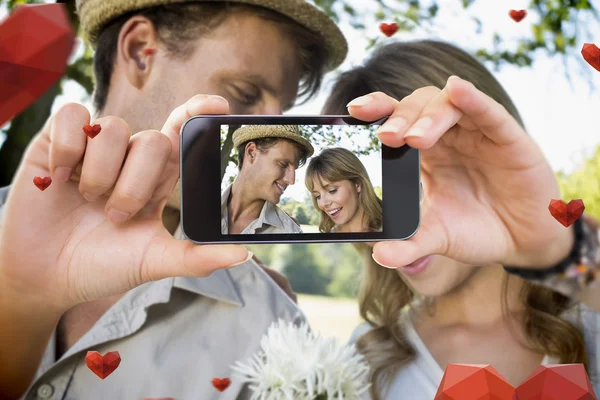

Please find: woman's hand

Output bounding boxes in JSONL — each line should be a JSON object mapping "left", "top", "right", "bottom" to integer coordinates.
{"left": 347, "top": 76, "right": 574, "bottom": 269}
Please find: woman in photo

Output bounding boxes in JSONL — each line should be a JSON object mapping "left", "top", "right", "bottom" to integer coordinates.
{"left": 323, "top": 40, "right": 599, "bottom": 399}
{"left": 305, "top": 147, "right": 382, "bottom": 233}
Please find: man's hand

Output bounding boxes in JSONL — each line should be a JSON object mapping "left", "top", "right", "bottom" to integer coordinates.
{"left": 0, "top": 95, "right": 251, "bottom": 315}
{"left": 348, "top": 76, "right": 574, "bottom": 270}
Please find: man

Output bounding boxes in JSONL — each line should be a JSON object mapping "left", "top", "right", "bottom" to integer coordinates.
{"left": 223, "top": 125, "right": 314, "bottom": 234}
{"left": 0, "top": 0, "right": 347, "bottom": 398}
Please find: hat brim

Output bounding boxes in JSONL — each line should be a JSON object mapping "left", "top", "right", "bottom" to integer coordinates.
{"left": 233, "top": 126, "right": 314, "bottom": 158}
{"left": 78, "top": 0, "right": 347, "bottom": 71}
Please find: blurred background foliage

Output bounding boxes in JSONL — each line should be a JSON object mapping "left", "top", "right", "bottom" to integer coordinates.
{"left": 1, "top": 0, "right": 599, "bottom": 298}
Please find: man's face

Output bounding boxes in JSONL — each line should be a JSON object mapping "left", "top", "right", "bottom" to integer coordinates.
{"left": 140, "top": 11, "right": 303, "bottom": 127}
{"left": 245, "top": 140, "right": 302, "bottom": 205}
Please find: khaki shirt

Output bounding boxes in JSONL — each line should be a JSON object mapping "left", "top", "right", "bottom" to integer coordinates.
{"left": 221, "top": 185, "right": 302, "bottom": 234}
{"left": 0, "top": 186, "right": 306, "bottom": 400}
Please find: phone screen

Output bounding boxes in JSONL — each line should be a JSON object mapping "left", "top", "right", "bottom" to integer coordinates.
{"left": 220, "top": 124, "right": 383, "bottom": 235}
{"left": 180, "top": 116, "right": 420, "bottom": 244}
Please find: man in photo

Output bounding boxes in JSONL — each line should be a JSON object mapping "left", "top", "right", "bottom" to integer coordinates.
{"left": 223, "top": 125, "right": 314, "bottom": 234}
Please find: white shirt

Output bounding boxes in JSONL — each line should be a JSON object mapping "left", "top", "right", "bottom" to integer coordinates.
{"left": 350, "top": 304, "right": 599, "bottom": 399}
{"left": 221, "top": 185, "right": 302, "bottom": 234}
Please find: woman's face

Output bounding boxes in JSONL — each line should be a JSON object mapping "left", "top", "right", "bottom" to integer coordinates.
{"left": 395, "top": 254, "right": 481, "bottom": 297}
{"left": 311, "top": 177, "right": 361, "bottom": 228}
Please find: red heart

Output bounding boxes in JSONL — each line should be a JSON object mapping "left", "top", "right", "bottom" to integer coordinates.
{"left": 509, "top": 9, "right": 527, "bottom": 22}
{"left": 212, "top": 377, "right": 231, "bottom": 392}
{"left": 83, "top": 123, "right": 102, "bottom": 138}
{"left": 33, "top": 176, "right": 52, "bottom": 191}
{"left": 436, "top": 364, "right": 596, "bottom": 399}
{"left": 549, "top": 199, "right": 585, "bottom": 228}
{"left": 515, "top": 364, "right": 596, "bottom": 399}
{"left": 0, "top": 4, "right": 75, "bottom": 128}
{"left": 582, "top": 43, "right": 600, "bottom": 72}
{"left": 379, "top": 22, "right": 398, "bottom": 37}
{"left": 85, "top": 351, "right": 121, "bottom": 379}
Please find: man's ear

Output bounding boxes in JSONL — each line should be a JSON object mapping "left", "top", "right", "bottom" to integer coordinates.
{"left": 246, "top": 143, "right": 258, "bottom": 164}
{"left": 117, "top": 16, "right": 160, "bottom": 89}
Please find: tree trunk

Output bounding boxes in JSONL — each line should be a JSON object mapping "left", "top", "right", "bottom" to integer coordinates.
{"left": 220, "top": 124, "right": 240, "bottom": 181}
{"left": 0, "top": 82, "right": 61, "bottom": 186}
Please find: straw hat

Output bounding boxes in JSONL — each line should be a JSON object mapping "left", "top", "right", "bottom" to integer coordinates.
{"left": 75, "top": 0, "right": 348, "bottom": 71}
{"left": 233, "top": 125, "right": 314, "bottom": 157}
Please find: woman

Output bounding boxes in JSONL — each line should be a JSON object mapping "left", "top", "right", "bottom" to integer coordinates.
{"left": 323, "top": 40, "right": 599, "bottom": 399}
{"left": 305, "top": 147, "right": 382, "bottom": 233}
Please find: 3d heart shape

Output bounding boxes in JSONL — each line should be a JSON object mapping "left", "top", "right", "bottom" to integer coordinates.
{"left": 434, "top": 364, "right": 515, "bottom": 399}
{"left": 435, "top": 364, "right": 597, "bottom": 399}
{"left": 509, "top": 9, "right": 527, "bottom": 22}
{"left": 212, "top": 377, "right": 231, "bottom": 392}
{"left": 83, "top": 123, "right": 102, "bottom": 139}
{"left": 0, "top": 3, "right": 75, "bottom": 128}
{"left": 549, "top": 199, "right": 585, "bottom": 228}
{"left": 85, "top": 351, "right": 121, "bottom": 379}
{"left": 582, "top": 43, "right": 600, "bottom": 72}
{"left": 33, "top": 176, "right": 52, "bottom": 191}
{"left": 379, "top": 22, "right": 398, "bottom": 37}
{"left": 515, "top": 364, "right": 597, "bottom": 400}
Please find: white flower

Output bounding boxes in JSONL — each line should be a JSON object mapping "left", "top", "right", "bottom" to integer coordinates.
{"left": 232, "top": 319, "right": 371, "bottom": 400}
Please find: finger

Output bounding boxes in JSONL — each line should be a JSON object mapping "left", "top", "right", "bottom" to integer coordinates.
{"left": 399, "top": 83, "right": 464, "bottom": 149}
{"left": 104, "top": 130, "right": 172, "bottom": 224}
{"left": 78, "top": 116, "right": 132, "bottom": 202}
{"left": 141, "top": 239, "right": 252, "bottom": 283}
{"left": 372, "top": 213, "right": 448, "bottom": 269}
{"left": 444, "top": 76, "right": 524, "bottom": 146}
{"left": 153, "top": 95, "right": 230, "bottom": 201}
{"left": 49, "top": 103, "right": 91, "bottom": 182}
{"left": 346, "top": 88, "right": 441, "bottom": 148}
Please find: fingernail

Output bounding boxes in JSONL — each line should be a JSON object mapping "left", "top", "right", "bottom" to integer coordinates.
{"left": 55, "top": 167, "right": 72, "bottom": 182}
{"left": 230, "top": 251, "right": 254, "bottom": 267}
{"left": 207, "top": 95, "right": 228, "bottom": 105}
{"left": 347, "top": 95, "right": 373, "bottom": 108}
{"left": 448, "top": 75, "right": 461, "bottom": 82}
{"left": 82, "top": 192, "right": 99, "bottom": 202}
{"left": 107, "top": 208, "right": 130, "bottom": 224}
{"left": 372, "top": 253, "right": 397, "bottom": 269}
{"left": 404, "top": 117, "right": 433, "bottom": 138}
{"left": 376, "top": 117, "right": 408, "bottom": 135}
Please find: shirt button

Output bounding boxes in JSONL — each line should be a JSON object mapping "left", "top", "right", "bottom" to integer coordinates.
{"left": 36, "top": 383, "right": 54, "bottom": 399}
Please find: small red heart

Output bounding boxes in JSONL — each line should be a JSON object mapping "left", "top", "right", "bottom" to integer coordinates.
{"left": 83, "top": 123, "right": 102, "bottom": 139}
{"left": 509, "top": 9, "right": 527, "bottom": 22}
{"left": 549, "top": 199, "right": 585, "bottom": 228}
{"left": 211, "top": 377, "right": 231, "bottom": 392}
{"left": 379, "top": 22, "right": 398, "bottom": 37}
{"left": 581, "top": 43, "right": 600, "bottom": 72}
{"left": 33, "top": 176, "right": 52, "bottom": 191}
{"left": 85, "top": 351, "right": 121, "bottom": 379}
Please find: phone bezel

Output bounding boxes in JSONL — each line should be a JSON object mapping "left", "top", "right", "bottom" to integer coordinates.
{"left": 180, "top": 115, "right": 420, "bottom": 244}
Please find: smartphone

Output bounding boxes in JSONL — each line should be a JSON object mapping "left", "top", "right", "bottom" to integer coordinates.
{"left": 179, "top": 115, "right": 420, "bottom": 244}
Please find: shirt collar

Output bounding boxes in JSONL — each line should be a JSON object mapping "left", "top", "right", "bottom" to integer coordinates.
{"left": 222, "top": 184, "right": 285, "bottom": 231}
{"left": 260, "top": 201, "right": 285, "bottom": 229}
{"left": 172, "top": 223, "right": 244, "bottom": 306}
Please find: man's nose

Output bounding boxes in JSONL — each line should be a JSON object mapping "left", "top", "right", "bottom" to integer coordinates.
{"left": 255, "top": 100, "right": 283, "bottom": 115}
{"left": 283, "top": 168, "right": 295, "bottom": 184}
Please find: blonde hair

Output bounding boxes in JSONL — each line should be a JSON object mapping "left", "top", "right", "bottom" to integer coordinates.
{"left": 323, "top": 40, "right": 588, "bottom": 400}
{"left": 305, "top": 147, "right": 382, "bottom": 233}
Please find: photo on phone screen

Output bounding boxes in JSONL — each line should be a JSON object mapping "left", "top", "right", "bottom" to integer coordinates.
{"left": 220, "top": 124, "right": 383, "bottom": 235}
{"left": 180, "top": 116, "right": 420, "bottom": 244}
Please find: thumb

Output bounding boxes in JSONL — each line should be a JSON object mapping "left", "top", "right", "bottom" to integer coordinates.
{"left": 140, "top": 236, "right": 252, "bottom": 282}
{"left": 372, "top": 213, "right": 447, "bottom": 268}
